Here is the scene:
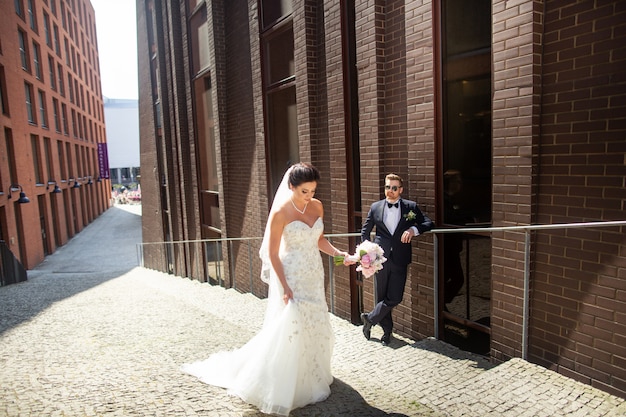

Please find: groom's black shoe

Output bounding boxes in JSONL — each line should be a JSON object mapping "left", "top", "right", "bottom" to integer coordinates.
{"left": 360, "top": 313, "right": 372, "bottom": 340}
{"left": 381, "top": 333, "right": 391, "bottom": 346}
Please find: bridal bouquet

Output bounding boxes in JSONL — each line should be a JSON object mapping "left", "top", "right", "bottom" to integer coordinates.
{"left": 334, "top": 240, "right": 387, "bottom": 278}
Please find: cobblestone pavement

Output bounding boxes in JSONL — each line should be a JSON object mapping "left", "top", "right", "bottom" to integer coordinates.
{"left": 1, "top": 205, "right": 625, "bottom": 417}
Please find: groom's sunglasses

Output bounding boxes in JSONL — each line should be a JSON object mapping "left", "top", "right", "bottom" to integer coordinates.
{"left": 385, "top": 185, "right": 400, "bottom": 191}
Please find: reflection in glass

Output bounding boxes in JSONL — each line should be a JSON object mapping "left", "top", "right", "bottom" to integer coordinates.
{"left": 441, "top": 0, "right": 492, "bottom": 355}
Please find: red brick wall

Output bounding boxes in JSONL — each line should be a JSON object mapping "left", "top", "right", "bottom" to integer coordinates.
{"left": 531, "top": 0, "right": 626, "bottom": 398}
{"left": 355, "top": 0, "right": 389, "bottom": 327}
{"left": 404, "top": 0, "right": 437, "bottom": 339}
{"left": 491, "top": 0, "right": 543, "bottom": 361}
{"left": 221, "top": 0, "right": 268, "bottom": 295}
{"left": 0, "top": 0, "right": 109, "bottom": 269}
{"left": 492, "top": 0, "right": 626, "bottom": 398}
{"left": 354, "top": 0, "right": 436, "bottom": 339}
{"left": 321, "top": 0, "right": 353, "bottom": 318}
{"left": 137, "top": 0, "right": 165, "bottom": 262}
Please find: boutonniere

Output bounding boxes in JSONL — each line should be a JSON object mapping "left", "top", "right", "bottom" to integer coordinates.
{"left": 404, "top": 210, "right": 417, "bottom": 221}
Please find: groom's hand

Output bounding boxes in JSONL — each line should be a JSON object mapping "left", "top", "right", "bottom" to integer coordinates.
{"left": 400, "top": 228, "right": 415, "bottom": 243}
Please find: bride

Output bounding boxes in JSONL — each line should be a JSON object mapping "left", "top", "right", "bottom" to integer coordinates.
{"left": 182, "top": 163, "right": 351, "bottom": 415}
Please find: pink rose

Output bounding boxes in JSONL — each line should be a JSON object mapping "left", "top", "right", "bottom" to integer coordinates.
{"left": 360, "top": 254, "right": 371, "bottom": 268}
{"left": 359, "top": 265, "right": 376, "bottom": 278}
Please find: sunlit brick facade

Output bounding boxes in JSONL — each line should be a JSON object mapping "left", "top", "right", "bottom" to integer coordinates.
{"left": 0, "top": 0, "right": 111, "bottom": 270}
{"left": 137, "top": 0, "right": 626, "bottom": 397}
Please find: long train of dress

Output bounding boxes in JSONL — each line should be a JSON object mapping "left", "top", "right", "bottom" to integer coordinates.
{"left": 182, "top": 218, "right": 334, "bottom": 415}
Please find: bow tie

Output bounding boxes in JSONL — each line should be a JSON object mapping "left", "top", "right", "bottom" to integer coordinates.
{"left": 387, "top": 202, "right": 399, "bottom": 208}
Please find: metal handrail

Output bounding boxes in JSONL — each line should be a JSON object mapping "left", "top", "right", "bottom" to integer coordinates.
{"left": 136, "top": 220, "right": 626, "bottom": 359}
{"left": 429, "top": 220, "right": 626, "bottom": 359}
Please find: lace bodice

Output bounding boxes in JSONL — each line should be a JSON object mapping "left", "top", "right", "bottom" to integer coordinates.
{"left": 280, "top": 218, "right": 325, "bottom": 303}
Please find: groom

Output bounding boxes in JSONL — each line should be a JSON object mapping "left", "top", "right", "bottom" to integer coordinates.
{"left": 360, "top": 173, "right": 433, "bottom": 345}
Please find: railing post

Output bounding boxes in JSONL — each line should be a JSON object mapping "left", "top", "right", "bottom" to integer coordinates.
{"left": 229, "top": 240, "right": 236, "bottom": 290}
{"left": 247, "top": 241, "right": 254, "bottom": 296}
{"left": 433, "top": 233, "right": 439, "bottom": 340}
{"left": 522, "top": 229, "right": 531, "bottom": 360}
{"left": 328, "top": 237, "right": 335, "bottom": 314}
{"left": 136, "top": 243, "right": 144, "bottom": 267}
{"left": 215, "top": 242, "right": 222, "bottom": 287}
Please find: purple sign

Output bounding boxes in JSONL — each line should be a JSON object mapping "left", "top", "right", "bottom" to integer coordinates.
{"left": 98, "top": 143, "right": 110, "bottom": 179}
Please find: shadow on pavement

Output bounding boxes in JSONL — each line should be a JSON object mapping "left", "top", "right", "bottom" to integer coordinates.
{"left": 0, "top": 206, "right": 142, "bottom": 337}
{"left": 231, "top": 378, "right": 415, "bottom": 416}
{"left": 410, "top": 337, "right": 494, "bottom": 371}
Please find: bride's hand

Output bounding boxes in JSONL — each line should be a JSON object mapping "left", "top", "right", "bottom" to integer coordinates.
{"left": 338, "top": 251, "right": 356, "bottom": 265}
{"left": 282, "top": 285, "right": 293, "bottom": 304}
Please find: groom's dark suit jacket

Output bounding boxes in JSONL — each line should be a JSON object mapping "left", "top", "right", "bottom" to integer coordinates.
{"left": 361, "top": 199, "right": 434, "bottom": 266}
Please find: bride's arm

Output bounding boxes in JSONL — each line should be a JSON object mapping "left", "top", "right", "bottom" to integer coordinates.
{"left": 268, "top": 210, "right": 293, "bottom": 302}
{"left": 314, "top": 201, "right": 351, "bottom": 260}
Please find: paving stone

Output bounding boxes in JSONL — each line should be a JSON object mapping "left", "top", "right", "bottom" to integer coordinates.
{"left": 0, "top": 205, "right": 624, "bottom": 416}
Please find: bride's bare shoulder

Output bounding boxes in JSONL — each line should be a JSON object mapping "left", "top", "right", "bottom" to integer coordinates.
{"left": 310, "top": 198, "right": 324, "bottom": 216}
{"left": 271, "top": 203, "right": 296, "bottom": 225}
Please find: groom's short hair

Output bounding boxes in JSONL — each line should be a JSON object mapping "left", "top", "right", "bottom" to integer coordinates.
{"left": 385, "top": 173, "right": 403, "bottom": 187}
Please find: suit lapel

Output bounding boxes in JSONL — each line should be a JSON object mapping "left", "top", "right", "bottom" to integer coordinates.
{"left": 376, "top": 200, "right": 392, "bottom": 235}
{"left": 392, "top": 200, "right": 405, "bottom": 237}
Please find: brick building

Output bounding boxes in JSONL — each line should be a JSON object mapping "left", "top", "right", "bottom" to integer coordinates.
{"left": 136, "top": 0, "right": 626, "bottom": 398}
{"left": 0, "top": 0, "right": 111, "bottom": 270}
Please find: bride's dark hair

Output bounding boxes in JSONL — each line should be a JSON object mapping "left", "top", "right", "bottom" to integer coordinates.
{"left": 288, "top": 163, "right": 320, "bottom": 187}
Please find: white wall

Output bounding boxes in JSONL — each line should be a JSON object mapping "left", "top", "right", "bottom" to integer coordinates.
{"left": 103, "top": 97, "right": 140, "bottom": 168}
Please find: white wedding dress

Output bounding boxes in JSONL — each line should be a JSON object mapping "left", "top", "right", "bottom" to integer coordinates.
{"left": 182, "top": 217, "right": 334, "bottom": 416}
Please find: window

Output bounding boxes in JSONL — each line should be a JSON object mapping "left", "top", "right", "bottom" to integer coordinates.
{"left": 65, "top": 142, "right": 72, "bottom": 178}
{"left": 68, "top": 73, "right": 73, "bottom": 103}
{"left": 32, "top": 41, "right": 42, "bottom": 80}
{"left": 27, "top": 0, "right": 37, "bottom": 31}
{"left": 437, "top": 0, "right": 493, "bottom": 346}
{"left": 6, "top": 128, "right": 17, "bottom": 186}
{"left": 79, "top": 114, "right": 84, "bottom": 139}
{"left": 260, "top": 0, "right": 292, "bottom": 30}
{"left": 192, "top": 74, "right": 220, "bottom": 236}
{"left": 0, "top": 66, "right": 9, "bottom": 116}
{"left": 53, "top": 24, "right": 61, "bottom": 56}
{"left": 71, "top": 45, "right": 76, "bottom": 72}
{"left": 264, "top": 27, "right": 294, "bottom": 87}
{"left": 57, "top": 140, "right": 66, "bottom": 179}
{"left": 25, "top": 83, "right": 35, "bottom": 123}
{"left": 43, "top": 12, "right": 51, "bottom": 46}
{"left": 64, "top": 38, "right": 70, "bottom": 66}
{"left": 37, "top": 90, "right": 48, "bottom": 128}
{"left": 44, "top": 137, "right": 53, "bottom": 181}
{"left": 18, "top": 30, "right": 29, "bottom": 71}
{"left": 71, "top": 109, "right": 76, "bottom": 137}
{"left": 50, "top": 0, "right": 56, "bottom": 16}
{"left": 440, "top": 0, "right": 492, "bottom": 225}
{"left": 60, "top": 1, "right": 66, "bottom": 29}
{"left": 52, "top": 98, "right": 60, "bottom": 131}
{"left": 57, "top": 63, "right": 64, "bottom": 95}
{"left": 48, "top": 55, "right": 56, "bottom": 89}
{"left": 75, "top": 144, "right": 82, "bottom": 178}
{"left": 189, "top": 4, "right": 210, "bottom": 73}
{"left": 31, "top": 134, "right": 43, "bottom": 184}
{"left": 259, "top": 1, "right": 298, "bottom": 193}
{"left": 14, "top": 0, "right": 24, "bottom": 18}
{"left": 61, "top": 103, "right": 68, "bottom": 134}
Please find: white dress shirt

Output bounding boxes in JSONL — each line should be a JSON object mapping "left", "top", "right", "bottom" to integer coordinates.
{"left": 384, "top": 201, "right": 401, "bottom": 234}
{"left": 384, "top": 200, "right": 419, "bottom": 237}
